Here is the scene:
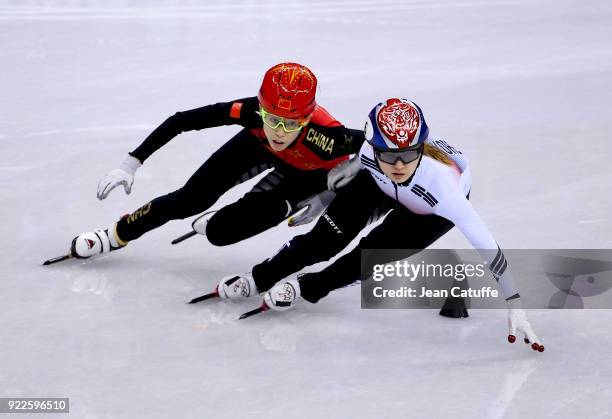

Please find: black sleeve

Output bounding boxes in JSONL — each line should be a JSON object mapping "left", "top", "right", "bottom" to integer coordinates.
{"left": 344, "top": 127, "right": 366, "bottom": 154}
{"left": 323, "top": 127, "right": 365, "bottom": 158}
{"left": 130, "top": 96, "right": 261, "bottom": 162}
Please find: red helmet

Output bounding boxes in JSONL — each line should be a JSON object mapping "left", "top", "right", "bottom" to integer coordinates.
{"left": 258, "top": 63, "right": 317, "bottom": 119}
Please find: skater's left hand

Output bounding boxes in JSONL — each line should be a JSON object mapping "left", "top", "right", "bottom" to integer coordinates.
{"left": 327, "top": 156, "right": 362, "bottom": 191}
{"left": 507, "top": 302, "right": 544, "bottom": 352}
{"left": 288, "top": 190, "right": 336, "bottom": 227}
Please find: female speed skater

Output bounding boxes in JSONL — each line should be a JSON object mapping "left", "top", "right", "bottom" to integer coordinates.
{"left": 206, "top": 98, "right": 544, "bottom": 352}
{"left": 44, "top": 63, "right": 365, "bottom": 265}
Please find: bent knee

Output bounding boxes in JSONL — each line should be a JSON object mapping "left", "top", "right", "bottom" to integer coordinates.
{"left": 205, "top": 214, "right": 236, "bottom": 246}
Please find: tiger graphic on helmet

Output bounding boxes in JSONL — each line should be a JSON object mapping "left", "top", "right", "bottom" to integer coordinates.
{"left": 365, "top": 98, "right": 429, "bottom": 150}
{"left": 377, "top": 98, "right": 421, "bottom": 146}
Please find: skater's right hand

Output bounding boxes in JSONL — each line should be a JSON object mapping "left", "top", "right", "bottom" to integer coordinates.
{"left": 97, "top": 154, "right": 142, "bottom": 200}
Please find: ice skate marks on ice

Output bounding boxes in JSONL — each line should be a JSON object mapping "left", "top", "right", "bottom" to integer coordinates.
{"left": 259, "top": 320, "right": 299, "bottom": 354}
{"left": 192, "top": 304, "right": 241, "bottom": 326}
{"left": 71, "top": 274, "right": 115, "bottom": 303}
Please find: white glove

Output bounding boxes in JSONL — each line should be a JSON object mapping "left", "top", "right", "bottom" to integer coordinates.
{"left": 288, "top": 190, "right": 336, "bottom": 227}
{"left": 507, "top": 299, "right": 544, "bottom": 352}
{"left": 327, "top": 156, "right": 362, "bottom": 190}
{"left": 97, "top": 154, "right": 142, "bottom": 200}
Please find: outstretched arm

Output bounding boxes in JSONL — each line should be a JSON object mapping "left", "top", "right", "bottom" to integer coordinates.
{"left": 97, "top": 97, "right": 260, "bottom": 200}
{"left": 437, "top": 195, "right": 544, "bottom": 351}
{"left": 130, "top": 96, "right": 260, "bottom": 162}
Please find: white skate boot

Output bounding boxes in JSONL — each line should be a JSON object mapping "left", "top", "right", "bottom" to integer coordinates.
{"left": 186, "top": 273, "right": 258, "bottom": 304}
{"left": 263, "top": 278, "right": 301, "bottom": 311}
{"left": 70, "top": 222, "right": 127, "bottom": 259}
{"left": 192, "top": 211, "right": 217, "bottom": 235}
{"left": 237, "top": 278, "right": 302, "bottom": 320}
{"left": 217, "top": 273, "right": 258, "bottom": 299}
{"left": 172, "top": 211, "right": 217, "bottom": 245}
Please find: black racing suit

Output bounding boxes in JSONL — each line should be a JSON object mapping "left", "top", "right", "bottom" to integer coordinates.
{"left": 251, "top": 171, "right": 458, "bottom": 303}
{"left": 115, "top": 96, "right": 365, "bottom": 246}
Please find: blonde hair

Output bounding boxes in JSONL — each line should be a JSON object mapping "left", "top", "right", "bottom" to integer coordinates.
{"left": 423, "top": 143, "right": 453, "bottom": 166}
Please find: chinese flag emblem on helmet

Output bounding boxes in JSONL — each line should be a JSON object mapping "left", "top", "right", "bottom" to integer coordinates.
{"left": 258, "top": 63, "right": 317, "bottom": 119}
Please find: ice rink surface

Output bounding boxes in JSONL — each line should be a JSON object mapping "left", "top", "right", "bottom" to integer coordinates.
{"left": 1, "top": 0, "right": 612, "bottom": 418}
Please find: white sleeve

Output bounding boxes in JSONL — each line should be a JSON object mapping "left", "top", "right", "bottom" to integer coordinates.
{"left": 435, "top": 192, "right": 520, "bottom": 301}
